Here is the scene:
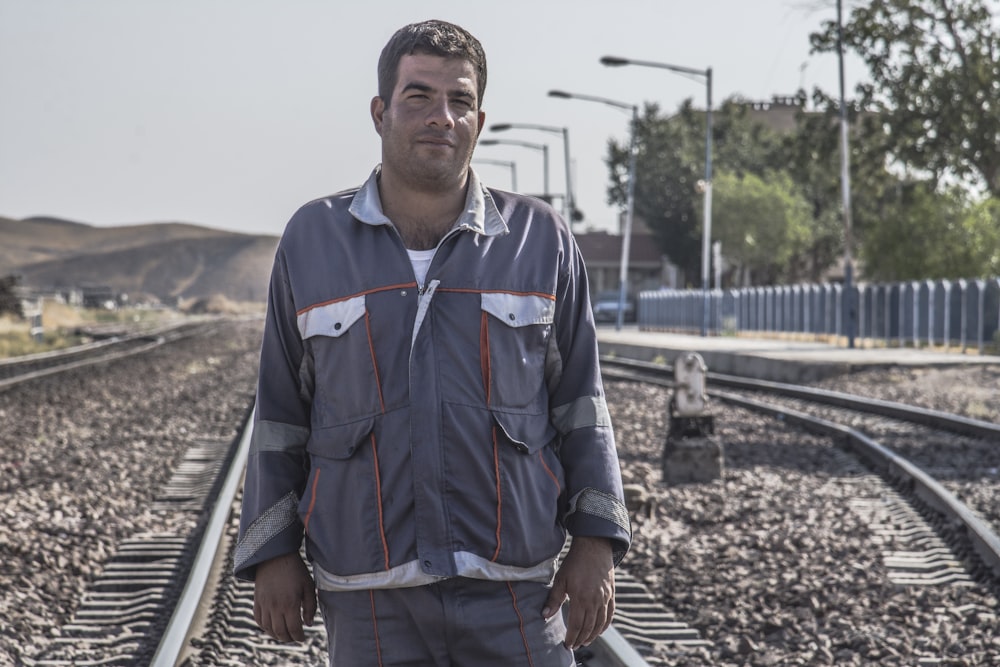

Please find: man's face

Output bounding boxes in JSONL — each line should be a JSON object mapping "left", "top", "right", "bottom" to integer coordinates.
{"left": 372, "top": 53, "right": 485, "bottom": 191}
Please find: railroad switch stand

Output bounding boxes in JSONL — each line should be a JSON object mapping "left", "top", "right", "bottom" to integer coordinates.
{"left": 662, "top": 352, "right": 723, "bottom": 485}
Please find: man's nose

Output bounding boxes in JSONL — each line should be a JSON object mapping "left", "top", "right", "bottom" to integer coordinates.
{"left": 426, "top": 99, "right": 455, "bottom": 128}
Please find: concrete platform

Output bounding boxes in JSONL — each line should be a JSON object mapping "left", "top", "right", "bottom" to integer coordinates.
{"left": 596, "top": 326, "right": 1000, "bottom": 383}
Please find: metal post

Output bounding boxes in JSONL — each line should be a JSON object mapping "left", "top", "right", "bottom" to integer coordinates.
{"left": 541, "top": 144, "right": 550, "bottom": 201}
{"left": 562, "top": 127, "right": 574, "bottom": 220}
{"left": 616, "top": 106, "right": 639, "bottom": 331}
{"left": 701, "top": 68, "right": 713, "bottom": 337}
{"left": 837, "top": 0, "right": 856, "bottom": 348}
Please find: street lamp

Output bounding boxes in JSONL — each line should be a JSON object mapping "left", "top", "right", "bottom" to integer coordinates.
{"left": 601, "top": 55, "right": 714, "bottom": 337}
{"left": 548, "top": 89, "right": 638, "bottom": 332}
{"left": 478, "top": 138, "right": 550, "bottom": 201}
{"left": 836, "top": 0, "right": 857, "bottom": 349}
{"left": 490, "top": 122, "right": 575, "bottom": 222}
{"left": 473, "top": 158, "right": 518, "bottom": 191}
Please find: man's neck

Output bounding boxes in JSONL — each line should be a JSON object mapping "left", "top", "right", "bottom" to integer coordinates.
{"left": 378, "top": 169, "right": 469, "bottom": 250}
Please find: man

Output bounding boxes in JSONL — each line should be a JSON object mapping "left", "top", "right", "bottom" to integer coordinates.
{"left": 234, "top": 19, "right": 631, "bottom": 666}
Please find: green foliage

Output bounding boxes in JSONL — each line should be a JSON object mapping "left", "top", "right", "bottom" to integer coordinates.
{"left": 607, "top": 100, "right": 791, "bottom": 281}
{"left": 605, "top": 0, "right": 1000, "bottom": 287}
{"left": 606, "top": 102, "right": 701, "bottom": 277}
{"left": 963, "top": 197, "right": 1000, "bottom": 276}
{"left": 705, "top": 171, "right": 813, "bottom": 285}
{"left": 860, "top": 183, "right": 979, "bottom": 281}
{"left": 811, "top": 0, "right": 1000, "bottom": 196}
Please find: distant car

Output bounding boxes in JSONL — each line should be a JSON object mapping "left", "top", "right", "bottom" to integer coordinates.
{"left": 592, "top": 291, "right": 635, "bottom": 323}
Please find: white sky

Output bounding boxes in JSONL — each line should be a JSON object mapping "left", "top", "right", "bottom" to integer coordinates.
{"left": 0, "top": 0, "right": 865, "bottom": 238}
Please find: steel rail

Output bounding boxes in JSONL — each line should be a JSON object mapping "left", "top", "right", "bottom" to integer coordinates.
{"left": 150, "top": 405, "right": 254, "bottom": 666}
{"left": 599, "top": 357, "right": 1000, "bottom": 583}
{"left": 600, "top": 355, "right": 1000, "bottom": 441}
{"left": 0, "top": 321, "right": 216, "bottom": 393}
{"left": 0, "top": 339, "right": 164, "bottom": 392}
{"left": 710, "top": 389, "right": 1000, "bottom": 582}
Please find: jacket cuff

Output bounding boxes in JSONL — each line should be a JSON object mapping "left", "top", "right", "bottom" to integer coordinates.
{"left": 565, "top": 488, "right": 632, "bottom": 566}
{"left": 233, "top": 491, "right": 303, "bottom": 580}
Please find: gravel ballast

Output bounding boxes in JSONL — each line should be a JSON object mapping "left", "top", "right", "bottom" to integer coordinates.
{"left": 2, "top": 326, "right": 998, "bottom": 666}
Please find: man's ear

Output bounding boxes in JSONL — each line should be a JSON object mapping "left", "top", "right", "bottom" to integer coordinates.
{"left": 371, "top": 96, "right": 386, "bottom": 135}
{"left": 475, "top": 110, "right": 486, "bottom": 139}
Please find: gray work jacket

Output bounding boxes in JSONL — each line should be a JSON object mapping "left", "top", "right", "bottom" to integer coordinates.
{"left": 234, "top": 167, "right": 631, "bottom": 591}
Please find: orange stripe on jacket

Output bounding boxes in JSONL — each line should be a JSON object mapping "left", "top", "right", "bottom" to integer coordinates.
{"left": 491, "top": 425, "right": 502, "bottom": 561}
{"left": 303, "top": 468, "right": 320, "bottom": 534}
{"left": 370, "top": 434, "right": 390, "bottom": 570}
{"left": 365, "top": 310, "right": 386, "bottom": 414}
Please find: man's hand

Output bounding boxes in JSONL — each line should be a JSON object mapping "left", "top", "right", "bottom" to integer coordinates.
{"left": 253, "top": 552, "right": 317, "bottom": 643}
{"left": 541, "top": 536, "right": 615, "bottom": 650}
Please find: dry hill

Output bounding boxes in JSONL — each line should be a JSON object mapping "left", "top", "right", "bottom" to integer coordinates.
{"left": 1, "top": 216, "right": 278, "bottom": 303}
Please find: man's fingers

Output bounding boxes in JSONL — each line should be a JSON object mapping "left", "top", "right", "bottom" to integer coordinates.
{"left": 302, "top": 584, "right": 318, "bottom": 625}
{"left": 541, "top": 579, "right": 567, "bottom": 619}
{"left": 564, "top": 604, "right": 595, "bottom": 650}
{"left": 284, "top": 611, "right": 306, "bottom": 642}
{"left": 582, "top": 601, "right": 610, "bottom": 646}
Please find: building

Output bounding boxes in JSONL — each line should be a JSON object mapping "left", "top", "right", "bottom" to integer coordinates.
{"left": 574, "top": 211, "right": 678, "bottom": 301}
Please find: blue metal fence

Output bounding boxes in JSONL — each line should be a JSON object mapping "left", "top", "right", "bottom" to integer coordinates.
{"left": 637, "top": 277, "right": 1000, "bottom": 354}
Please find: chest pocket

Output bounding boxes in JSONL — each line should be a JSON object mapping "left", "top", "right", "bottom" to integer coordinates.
{"left": 299, "top": 295, "right": 383, "bottom": 426}
{"left": 481, "top": 292, "right": 555, "bottom": 413}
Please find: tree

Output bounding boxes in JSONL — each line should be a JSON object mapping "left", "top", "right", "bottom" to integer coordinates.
{"left": 811, "top": 0, "right": 1000, "bottom": 195}
{"left": 705, "top": 171, "right": 814, "bottom": 285}
{"left": 963, "top": 196, "right": 1000, "bottom": 276}
{"left": 606, "top": 102, "right": 701, "bottom": 279}
{"left": 606, "top": 100, "right": 788, "bottom": 282}
{"left": 776, "top": 89, "right": 906, "bottom": 281}
{"left": 860, "top": 183, "right": 977, "bottom": 280}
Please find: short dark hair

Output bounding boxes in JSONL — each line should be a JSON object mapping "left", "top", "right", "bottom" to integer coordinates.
{"left": 377, "top": 20, "right": 487, "bottom": 107}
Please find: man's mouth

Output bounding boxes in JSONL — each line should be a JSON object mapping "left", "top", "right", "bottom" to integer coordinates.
{"left": 417, "top": 135, "right": 453, "bottom": 147}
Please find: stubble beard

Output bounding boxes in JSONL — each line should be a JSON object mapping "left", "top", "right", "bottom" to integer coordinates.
{"left": 401, "top": 144, "right": 473, "bottom": 193}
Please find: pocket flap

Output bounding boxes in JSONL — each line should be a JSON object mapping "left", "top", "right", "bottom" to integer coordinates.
{"left": 307, "top": 416, "right": 375, "bottom": 460}
{"left": 297, "top": 295, "right": 367, "bottom": 340}
{"left": 492, "top": 410, "right": 557, "bottom": 454}
{"left": 482, "top": 292, "right": 555, "bottom": 328}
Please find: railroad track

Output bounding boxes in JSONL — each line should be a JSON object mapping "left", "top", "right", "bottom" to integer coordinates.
{"left": 156, "top": 412, "right": 677, "bottom": 666}
{"left": 600, "top": 355, "right": 1000, "bottom": 587}
{"left": 0, "top": 320, "right": 218, "bottom": 392}
{"left": 14, "top": 342, "right": 999, "bottom": 664}
{"left": 21, "top": 415, "right": 668, "bottom": 666}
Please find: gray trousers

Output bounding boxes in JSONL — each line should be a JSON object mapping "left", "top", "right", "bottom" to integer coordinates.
{"left": 318, "top": 578, "right": 575, "bottom": 666}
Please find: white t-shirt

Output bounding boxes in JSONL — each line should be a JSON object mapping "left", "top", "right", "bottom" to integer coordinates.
{"left": 407, "top": 248, "right": 435, "bottom": 288}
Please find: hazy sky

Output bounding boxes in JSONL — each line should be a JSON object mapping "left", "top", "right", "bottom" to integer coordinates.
{"left": 0, "top": 1, "right": 865, "bottom": 238}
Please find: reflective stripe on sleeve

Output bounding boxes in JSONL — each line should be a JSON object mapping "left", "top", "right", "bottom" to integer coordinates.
{"left": 250, "top": 420, "right": 310, "bottom": 455}
{"left": 549, "top": 395, "right": 612, "bottom": 435}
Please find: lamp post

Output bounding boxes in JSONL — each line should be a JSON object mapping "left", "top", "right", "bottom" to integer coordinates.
{"left": 478, "top": 138, "right": 550, "bottom": 201}
{"left": 472, "top": 158, "right": 518, "bottom": 191}
{"left": 490, "top": 123, "right": 575, "bottom": 222}
{"left": 836, "top": 0, "right": 856, "bottom": 349}
{"left": 601, "top": 55, "right": 714, "bottom": 337}
{"left": 548, "top": 90, "right": 637, "bottom": 331}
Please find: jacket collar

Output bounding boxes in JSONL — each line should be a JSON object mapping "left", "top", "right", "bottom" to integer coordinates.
{"left": 349, "top": 165, "right": 509, "bottom": 238}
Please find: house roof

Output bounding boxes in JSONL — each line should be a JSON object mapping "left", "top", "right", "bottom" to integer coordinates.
{"left": 574, "top": 231, "right": 664, "bottom": 267}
